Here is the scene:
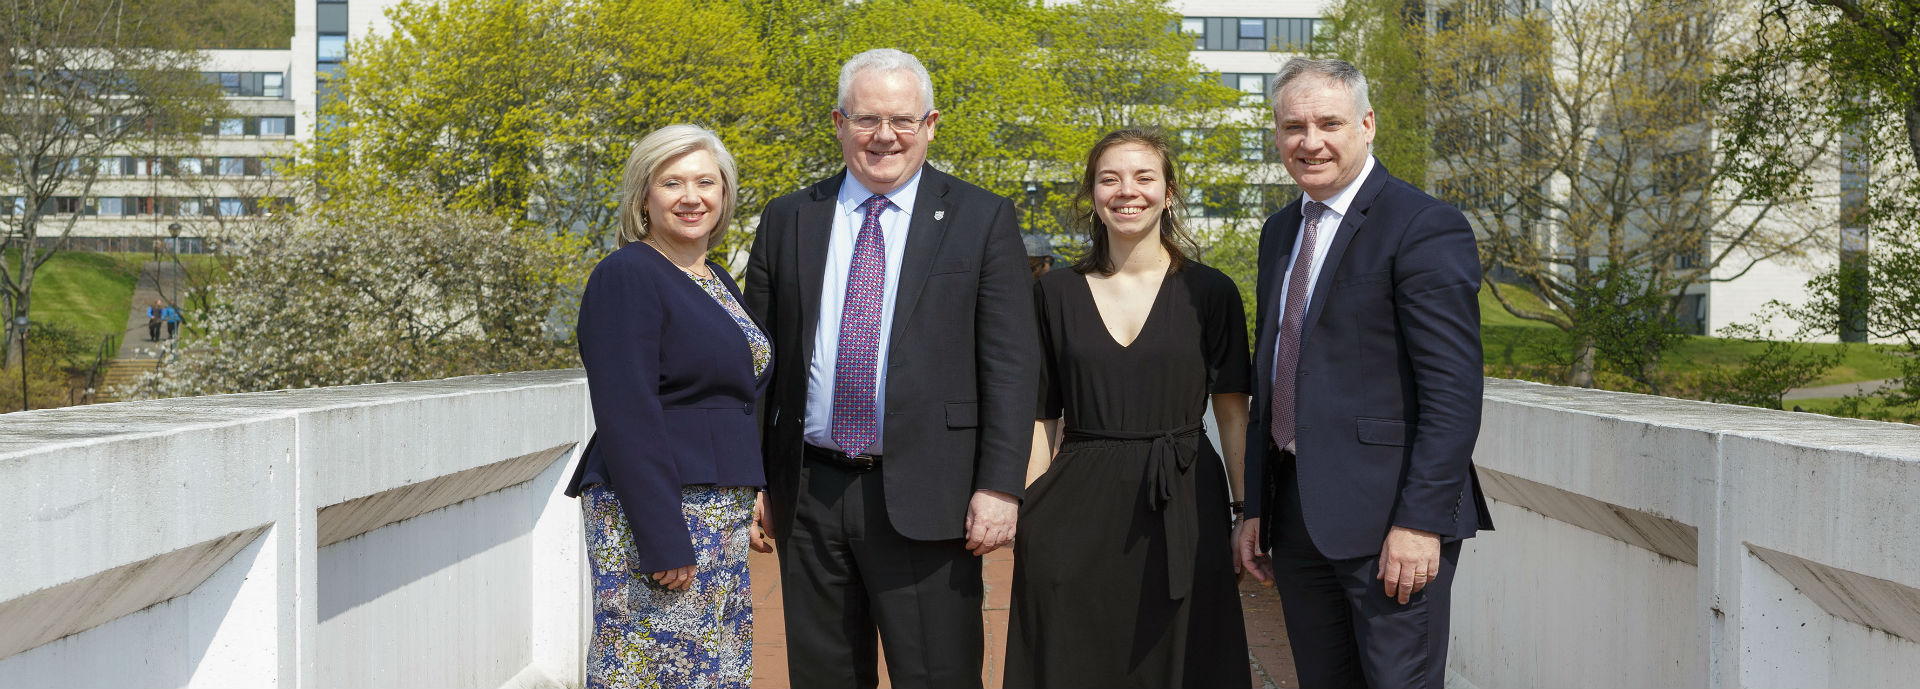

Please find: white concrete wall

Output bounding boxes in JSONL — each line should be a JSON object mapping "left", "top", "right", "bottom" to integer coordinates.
{"left": 1453, "top": 378, "right": 1920, "bottom": 688}
{"left": 0, "top": 370, "right": 591, "bottom": 689}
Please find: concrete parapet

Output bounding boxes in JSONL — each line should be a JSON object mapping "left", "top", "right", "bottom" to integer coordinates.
{"left": 0, "top": 370, "right": 592, "bottom": 688}
{"left": 1453, "top": 378, "right": 1920, "bottom": 688}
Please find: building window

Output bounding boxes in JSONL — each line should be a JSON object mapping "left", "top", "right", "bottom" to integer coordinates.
{"left": 1, "top": 197, "right": 20, "bottom": 215}
{"left": 1276, "top": 18, "right": 1319, "bottom": 50}
{"left": 318, "top": 34, "right": 348, "bottom": 62}
{"left": 1241, "top": 129, "right": 1268, "bottom": 162}
{"left": 218, "top": 118, "right": 245, "bottom": 136}
{"left": 1238, "top": 19, "right": 1266, "bottom": 50}
{"left": 263, "top": 72, "right": 285, "bottom": 98}
{"left": 1232, "top": 73, "right": 1268, "bottom": 105}
{"left": 1187, "top": 17, "right": 1319, "bottom": 52}
{"left": 219, "top": 157, "right": 247, "bottom": 176}
{"left": 97, "top": 197, "right": 125, "bottom": 216}
{"left": 260, "top": 116, "right": 289, "bottom": 136}
{"left": 218, "top": 198, "right": 246, "bottom": 216}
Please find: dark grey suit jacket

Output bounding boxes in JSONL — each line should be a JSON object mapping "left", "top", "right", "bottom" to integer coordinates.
{"left": 743, "top": 165, "right": 1040, "bottom": 542}
{"left": 1243, "top": 163, "right": 1493, "bottom": 560}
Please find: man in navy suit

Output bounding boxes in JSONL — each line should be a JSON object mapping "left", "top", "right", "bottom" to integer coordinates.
{"left": 1235, "top": 57, "right": 1493, "bottom": 688}
{"left": 743, "top": 48, "right": 1039, "bottom": 688}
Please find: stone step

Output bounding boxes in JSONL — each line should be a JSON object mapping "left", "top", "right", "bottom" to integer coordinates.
{"left": 96, "top": 359, "right": 159, "bottom": 402}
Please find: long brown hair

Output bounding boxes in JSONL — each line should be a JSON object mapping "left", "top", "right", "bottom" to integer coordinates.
{"left": 1070, "top": 129, "right": 1197, "bottom": 276}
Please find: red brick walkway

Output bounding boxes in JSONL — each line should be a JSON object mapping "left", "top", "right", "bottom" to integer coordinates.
{"left": 749, "top": 548, "right": 1297, "bottom": 688}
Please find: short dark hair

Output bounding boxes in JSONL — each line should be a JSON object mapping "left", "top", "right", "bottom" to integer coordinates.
{"left": 1070, "top": 129, "right": 1198, "bottom": 276}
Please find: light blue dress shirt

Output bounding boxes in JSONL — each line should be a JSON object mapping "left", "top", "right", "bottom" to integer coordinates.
{"left": 803, "top": 170, "right": 924, "bottom": 454}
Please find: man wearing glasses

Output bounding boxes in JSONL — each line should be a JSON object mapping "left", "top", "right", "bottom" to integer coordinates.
{"left": 744, "top": 48, "right": 1040, "bottom": 688}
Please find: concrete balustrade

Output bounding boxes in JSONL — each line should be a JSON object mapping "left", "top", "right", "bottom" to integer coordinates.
{"left": 0, "top": 370, "right": 593, "bottom": 688}
{"left": 5, "top": 372, "right": 1920, "bottom": 687}
{"left": 1454, "top": 378, "right": 1920, "bottom": 688}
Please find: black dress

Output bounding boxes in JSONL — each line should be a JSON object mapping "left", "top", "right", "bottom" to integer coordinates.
{"left": 1004, "top": 263, "right": 1252, "bottom": 688}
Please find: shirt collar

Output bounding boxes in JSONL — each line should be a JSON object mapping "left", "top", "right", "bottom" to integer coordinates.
{"left": 1302, "top": 155, "right": 1376, "bottom": 217}
{"left": 838, "top": 168, "right": 924, "bottom": 217}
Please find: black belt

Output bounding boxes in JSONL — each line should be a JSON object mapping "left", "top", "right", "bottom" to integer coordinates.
{"left": 805, "top": 444, "right": 881, "bottom": 473}
{"left": 1062, "top": 422, "right": 1205, "bottom": 600}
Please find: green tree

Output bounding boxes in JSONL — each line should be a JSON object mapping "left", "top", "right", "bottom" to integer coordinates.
{"left": 0, "top": 0, "right": 225, "bottom": 365}
{"left": 1422, "top": 0, "right": 1837, "bottom": 387}
{"left": 1312, "top": 0, "right": 1429, "bottom": 188}
{"left": 1714, "top": 0, "right": 1920, "bottom": 416}
{"left": 306, "top": 0, "right": 774, "bottom": 252}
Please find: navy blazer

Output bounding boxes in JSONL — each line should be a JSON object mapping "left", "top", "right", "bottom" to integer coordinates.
{"left": 1243, "top": 163, "right": 1493, "bottom": 560}
{"left": 566, "top": 242, "right": 771, "bottom": 572}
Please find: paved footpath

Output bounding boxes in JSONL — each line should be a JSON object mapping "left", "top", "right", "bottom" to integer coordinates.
{"left": 749, "top": 546, "right": 1298, "bottom": 688}
{"left": 116, "top": 261, "right": 185, "bottom": 360}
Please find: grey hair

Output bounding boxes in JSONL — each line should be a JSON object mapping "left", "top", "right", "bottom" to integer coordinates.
{"left": 1270, "top": 57, "right": 1372, "bottom": 117}
{"left": 836, "top": 48, "right": 936, "bottom": 113}
{"left": 616, "top": 124, "right": 739, "bottom": 249}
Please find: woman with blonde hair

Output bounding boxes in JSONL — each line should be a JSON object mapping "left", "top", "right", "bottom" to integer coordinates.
{"left": 564, "top": 124, "right": 772, "bottom": 689}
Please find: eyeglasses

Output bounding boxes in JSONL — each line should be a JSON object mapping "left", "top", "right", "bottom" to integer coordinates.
{"left": 837, "top": 109, "right": 933, "bottom": 134}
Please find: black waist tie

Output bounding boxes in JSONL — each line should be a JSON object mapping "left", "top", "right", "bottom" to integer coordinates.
{"left": 1062, "top": 422, "right": 1205, "bottom": 600}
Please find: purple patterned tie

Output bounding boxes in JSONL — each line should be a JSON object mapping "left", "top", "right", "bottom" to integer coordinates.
{"left": 832, "top": 194, "right": 891, "bottom": 454}
{"left": 1271, "top": 201, "right": 1328, "bottom": 452}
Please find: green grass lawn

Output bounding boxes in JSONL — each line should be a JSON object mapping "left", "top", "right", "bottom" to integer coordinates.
{"left": 1478, "top": 283, "right": 1560, "bottom": 329}
{"left": 4, "top": 250, "right": 142, "bottom": 337}
{"left": 1476, "top": 283, "right": 1907, "bottom": 388}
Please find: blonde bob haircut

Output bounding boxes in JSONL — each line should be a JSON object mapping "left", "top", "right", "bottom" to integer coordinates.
{"left": 616, "top": 124, "right": 739, "bottom": 249}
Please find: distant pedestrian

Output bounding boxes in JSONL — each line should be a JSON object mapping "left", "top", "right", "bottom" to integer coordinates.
{"left": 1023, "top": 233, "right": 1055, "bottom": 281}
{"left": 146, "top": 300, "right": 163, "bottom": 342}
{"left": 162, "top": 304, "right": 182, "bottom": 339}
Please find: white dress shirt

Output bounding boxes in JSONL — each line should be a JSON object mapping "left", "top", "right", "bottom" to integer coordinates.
{"left": 803, "top": 170, "right": 924, "bottom": 454}
{"left": 1273, "top": 156, "right": 1376, "bottom": 450}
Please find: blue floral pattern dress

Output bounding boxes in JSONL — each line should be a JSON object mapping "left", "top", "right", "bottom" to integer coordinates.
{"left": 582, "top": 266, "right": 770, "bottom": 689}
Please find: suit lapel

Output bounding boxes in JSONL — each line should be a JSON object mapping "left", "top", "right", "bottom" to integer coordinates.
{"left": 796, "top": 172, "right": 843, "bottom": 367}
{"left": 1299, "top": 166, "right": 1394, "bottom": 346}
{"left": 886, "top": 165, "right": 948, "bottom": 351}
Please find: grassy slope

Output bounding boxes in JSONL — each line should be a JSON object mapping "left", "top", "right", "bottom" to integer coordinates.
{"left": 5, "top": 250, "right": 141, "bottom": 337}
{"left": 1475, "top": 283, "right": 1907, "bottom": 387}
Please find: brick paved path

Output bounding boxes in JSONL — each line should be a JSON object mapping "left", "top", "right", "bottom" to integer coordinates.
{"left": 749, "top": 547, "right": 1297, "bottom": 688}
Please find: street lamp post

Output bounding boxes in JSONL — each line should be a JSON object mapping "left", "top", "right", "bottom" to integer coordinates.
{"left": 167, "top": 223, "right": 183, "bottom": 336}
{"left": 1024, "top": 182, "right": 1038, "bottom": 235}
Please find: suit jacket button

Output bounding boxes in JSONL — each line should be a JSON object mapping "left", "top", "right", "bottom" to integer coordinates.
{"left": 743, "top": 404, "right": 753, "bottom": 414}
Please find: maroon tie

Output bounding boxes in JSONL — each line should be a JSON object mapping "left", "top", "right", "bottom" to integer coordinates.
{"left": 832, "top": 194, "right": 890, "bottom": 454}
{"left": 1270, "top": 201, "right": 1328, "bottom": 452}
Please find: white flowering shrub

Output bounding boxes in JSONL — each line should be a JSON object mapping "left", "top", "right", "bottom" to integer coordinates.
{"left": 123, "top": 188, "right": 590, "bottom": 398}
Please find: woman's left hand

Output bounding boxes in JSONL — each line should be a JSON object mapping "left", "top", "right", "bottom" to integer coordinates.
{"left": 651, "top": 565, "right": 696, "bottom": 591}
{"left": 750, "top": 492, "right": 774, "bottom": 553}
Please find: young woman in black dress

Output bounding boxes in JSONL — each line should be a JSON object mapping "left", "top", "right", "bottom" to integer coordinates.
{"left": 1003, "top": 129, "right": 1253, "bottom": 688}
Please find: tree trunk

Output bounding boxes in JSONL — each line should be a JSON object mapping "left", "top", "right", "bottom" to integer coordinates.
{"left": 1906, "top": 101, "right": 1920, "bottom": 172}
{"left": 1569, "top": 339, "right": 1597, "bottom": 388}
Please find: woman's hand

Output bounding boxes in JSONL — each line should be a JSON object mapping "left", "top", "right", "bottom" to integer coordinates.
{"left": 651, "top": 565, "right": 696, "bottom": 591}
{"left": 750, "top": 492, "right": 774, "bottom": 553}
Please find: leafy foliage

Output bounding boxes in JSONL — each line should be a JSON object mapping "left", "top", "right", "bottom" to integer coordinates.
{"left": 0, "top": 0, "right": 226, "bottom": 363}
{"left": 1348, "top": 0, "right": 1842, "bottom": 387}
{"left": 1701, "top": 323, "right": 1844, "bottom": 410}
{"left": 126, "top": 181, "right": 589, "bottom": 397}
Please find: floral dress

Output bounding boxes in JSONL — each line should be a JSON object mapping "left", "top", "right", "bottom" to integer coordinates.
{"left": 582, "top": 267, "right": 771, "bottom": 689}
